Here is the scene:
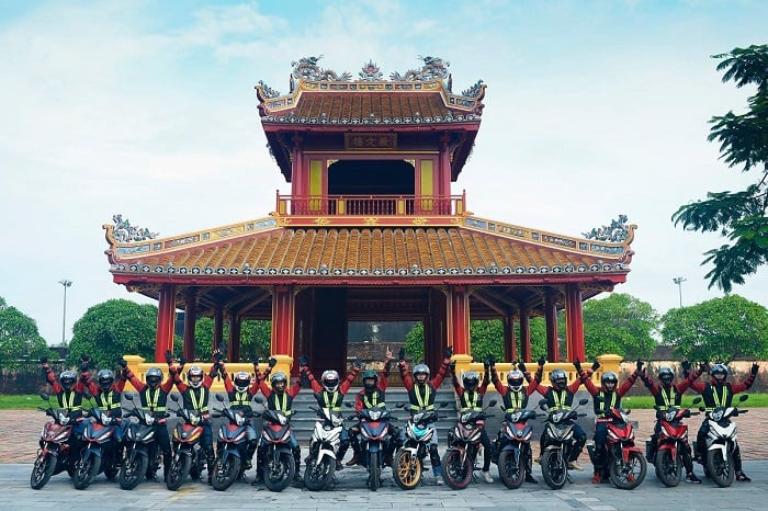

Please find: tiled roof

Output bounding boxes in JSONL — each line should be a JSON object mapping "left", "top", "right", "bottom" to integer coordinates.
{"left": 109, "top": 226, "right": 629, "bottom": 279}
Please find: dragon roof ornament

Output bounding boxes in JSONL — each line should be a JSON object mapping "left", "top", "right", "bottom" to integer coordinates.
{"left": 290, "top": 56, "right": 352, "bottom": 82}
{"left": 583, "top": 214, "right": 633, "bottom": 243}
{"left": 111, "top": 214, "right": 158, "bottom": 243}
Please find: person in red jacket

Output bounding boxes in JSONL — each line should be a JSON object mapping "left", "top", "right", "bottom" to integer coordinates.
{"left": 577, "top": 359, "right": 641, "bottom": 483}
{"left": 218, "top": 356, "right": 262, "bottom": 473}
{"left": 688, "top": 361, "right": 759, "bottom": 481}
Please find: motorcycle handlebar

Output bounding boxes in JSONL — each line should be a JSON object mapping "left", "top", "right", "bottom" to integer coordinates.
{"left": 577, "top": 413, "right": 587, "bottom": 418}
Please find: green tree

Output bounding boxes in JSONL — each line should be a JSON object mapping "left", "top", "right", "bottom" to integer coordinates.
{"left": 0, "top": 296, "right": 52, "bottom": 371}
{"left": 582, "top": 293, "right": 659, "bottom": 360}
{"left": 662, "top": 295, "right": 768, "bottom": 362}
{"left": 404, "top": 322, "right": 425, "bottom": 363}
{"left": 193, "top": 318, "right": 271, "bottom": 361}
{"left": 672, "top": 45, "right": 768, "bottom": 291}
{"left": 470, "top": 320, "right": 505, "bottom": 362}
{"left": 67, "top": 299, "right": 158, "bottom": 369}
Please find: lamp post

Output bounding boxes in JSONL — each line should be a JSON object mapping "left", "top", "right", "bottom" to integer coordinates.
{"left": 672, "top": 276, "right": 686, "bottom": 308}
{"left": 58, "top": 279, "right": 73, "bottom": 345}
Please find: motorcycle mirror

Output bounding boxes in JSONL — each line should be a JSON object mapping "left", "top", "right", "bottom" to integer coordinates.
{"left": 739, "top": 394, "right": 749, "bottom": 403}
{"left": 538, "top": 399, "right": 548, "bottom": 411}
{"left": 395, "top": 402, "right": 405, "bottom": 409}
{"left": 487, "top": 399, "right": 498, "bottom": 408}
{"left": 698, "top": 407, "right": 706, "bottom": 412}
{"left": 578, "top": 398, "right": 589, "bottom": 406}
{"left": 39, "top": 393, "right": 50, "bottom": 401}
{"left": 343, "top": 402, "right": 354, "bottom": 408}
{"left": 215, "top": 393, "right": 226, "bottom": 402}
{"left": 439, "top": 401, "right": 450, "bottom": 409}
{"left": 169, "top": 393, "right": 179, "bottom": 402}
{"left": 692, "top": 397, "right": 702, "bottom": 404}
{"left": 124, "top": 392, "right": 135, "bottom": 400}
{"left": 252, "top": 396, "right": 264, "bottom": 404}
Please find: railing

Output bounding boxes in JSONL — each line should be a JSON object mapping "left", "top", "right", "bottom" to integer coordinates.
{"left": 276, "top": 192, "right": 466, "bottom": 217}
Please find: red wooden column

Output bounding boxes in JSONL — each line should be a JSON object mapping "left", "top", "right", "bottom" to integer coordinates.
{"left": 448, "top": 286, "right": 471, "bottom": 355}
{"left": 439, "top": 136, "right": 452, "bottom": 199}
{"left": 544, "top": 290, "right": 560, "bottom": 362}
{"left": 213, "top": 305, "right": 224, "bottom": 355}
{"left": 182, "top": 288, "right": 197, "bottom": 362}
{"left": 565, "top": 284, "right": 586, "bottom": 362}
{"left": 271, "top": 286, "right": 296, "bottom": 358}
{"left": 503, "top": 313, "right": 517, "bottom": 362}
{"left": 154, "top": 284, "right": 177, "bottom": 362}
{"left": 519, "top": 306, "right": 532, "bottom": 363}
{"left": 227, "top": 312, "right": 241, "bottom": 363}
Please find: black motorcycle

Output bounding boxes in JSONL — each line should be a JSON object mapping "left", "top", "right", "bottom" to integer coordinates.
{"left": 495, "top": 408, "right": 539, "bottom": 489}
{"left": 538, "top": 398, "right": 589, "bottom": 490}
{"left": 165, "top": 394, "right": 206, "bottom": 491}
{"left": 345, "top": 404, "right": 397, "bottom": 491}
{"left": 73, "top": 397, "right": 120, "bottom": 490}
{"left": 259, "top": 409, "right": 295, "bottom": 492}
{"left": 118, "top": 393, "right": 166, "bottom": 490}
{"left": 441, "top": 400, "right": 497, "bottom": 490}
{"left": 30, "top": 393, "right": 80, "bottom": 490}
{"left": 211, "top": 393, "right": 256, "bottom": 491}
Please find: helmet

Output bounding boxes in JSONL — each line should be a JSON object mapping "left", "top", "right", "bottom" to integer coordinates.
{"left": 233, "top": 371, "right": 251, "bottom": 392}
{"left": 507, "top": 369, "right": 524, "bottom": 391}
{"left": 601, "top": 372, "right": 618, "bottom": 388}
{"left": 59, "top": 370, "right": 76, "bottom": 390}
{"left": 711, "top": 363, "right": 728, "bottom": 380}
{"left": 270, "top": 371, "right": 287, "bottom": 390}
{"left": 187, "top": 366, "right": 204, "bottom": 388}
{"left": 658, "top": 367, "right": 674, "bottom": 386}
{"left": 550, "top": 369, "right": 567, "bottom": 389}
{"left": 321, "top": 370, "right": 340, "bottom": 392}
{"left": 97, "top": 369, "right": 115, "bottom": 391}
{"left": 462, "top": 371, "right": 479, "bottom": 391}
{"left": 146, "top": 367, "right": 163, "bottom": 388}
{"left": 362, "top": 370, "right": 378, "bottom": 390}
{"left": 413, "top": 364, "right": 430, "bottom": 382}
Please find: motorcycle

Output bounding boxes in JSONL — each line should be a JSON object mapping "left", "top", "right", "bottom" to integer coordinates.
{"left": 30, "top": 393, "right": 80, "bottom": 490}
{"left": 495, "top": 408, "right": 539, "bottom": 489}
{"left": 165, "top": 394, "right": 205, "bottom": 491}
{"left": 211, "top": 393, "right": 256, "bottom": 491}
{"left": 118, "top": 392, "right": 166, "bottom": 490}
{"left": 72, "top": 397, "right": 120, "bottom": 490}
{"left": 694, "top": 394, "right": 749, "bottom": 488}
{"left": 538, "top": 398, "right": 589, "bottom": 490}
{"left": 392, "top": 402, "right": 449, "bottom": 490}
{"left": 304, "top": 405, "right": 345, "bottom": 491}
{"left": 259, "top": 408, "right": 295, "bottom": 492}
{"left": 441, "top": 399, "right": 497, "bottom": 490}
{"left": 346, "top": 403, "right": 397, "bottom": 491}
{"left": 647, "top": 406, "right": 697, "bottom": 487}
{"left": 588, "top": 407, "right": 646, "bottom": 490}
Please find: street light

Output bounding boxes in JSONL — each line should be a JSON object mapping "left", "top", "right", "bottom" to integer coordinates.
{"left": 58, "top": 279, "right": 73, "bottom": 345}
{"left": 672, "top": 276, "right": 686, "bottom": 308}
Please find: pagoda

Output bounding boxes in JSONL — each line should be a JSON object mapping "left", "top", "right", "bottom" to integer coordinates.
{"left": 104, "top": 56, "right": 635, "bottom": 383}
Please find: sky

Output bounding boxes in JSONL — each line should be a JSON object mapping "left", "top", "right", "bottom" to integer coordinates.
{"left": 0, "top": 0, "right": 767, "bottom": 345}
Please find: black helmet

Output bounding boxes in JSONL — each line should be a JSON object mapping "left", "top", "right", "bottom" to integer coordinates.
{"left": 146, "top": 367, "right": 163, "bottom": 387}
{"left": 507, "top": 369, "right": 524, "bottom": 390}
{"left": 462, "top": 371, "right": 479, "bottom": 391}
{"left": 233, "top": 371, "right": 251, "bottom": 392}
{"left": 59, "top": 370, "right": 76, "bottom": 390}
{"left": 711, "top": 363, "right": 728, "bottom": 380}
{"left": 659, "top": 367, "right": 674, "bottom": 385}
{"left": 270, "top": 372, "right": 287, "bottom": 390}
{"left": 362, "top": 369, "right": 378, "bottom": 390}
{"left": 550, "top": 369, "right": 567, "bottom": 389}
{"left": 97, "top": 369, "right": 115, "bottom": 391}
{"left": 601, "top": 372, "right": 618, "bottom": 387}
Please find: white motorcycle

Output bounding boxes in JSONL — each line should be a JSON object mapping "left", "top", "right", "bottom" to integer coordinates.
{"left": 303, "top": 406, "right": 344, "bottom": 491}
{"left": 693, "top": 394, "right": 749, "bottom": 487}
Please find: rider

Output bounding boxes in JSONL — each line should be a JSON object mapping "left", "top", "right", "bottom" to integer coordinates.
{"left": 688, "top": 361, "right": 759, "bottom": 482}
{"left": 255, "top": 356, "right": 304, "bottom": 483}
{"left": 490, "top": 359, "right": 539, "bottom": 483}
{"left": 576, "top": 358, "right": 641, "bottom": 483}
{"left": 122, "top": 355, "right": 178, "bottom": 480}
{"left": 449, "top": 357, "right": 494, "bottom": 483}
{"left": 398, "top": 346, "right": 453, "bottom": 484}
{"left": 302, "top": 356, "right": 362, "bottom": 468}
{"left": 529, "top": 358, "right": 588, "bottom": 470}
{"left": 348, "top": 348, "right": 396, "bottom": 466}
{"left": 218, "top": 356, "right": 262, "bottom": 473}
{"left": 171, "top": 352, "right": 222, "bottom": 484}
{"left": 83, "top": 362, "right": 129, "bottom": 457}
{"left": 40, "top": 354, "right": 91, "bottom": 464}
{"left": 640, "top": 360, "right": 701, "bottom": 484}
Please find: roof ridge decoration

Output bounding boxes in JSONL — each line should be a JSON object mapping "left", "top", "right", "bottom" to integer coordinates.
{"left": 111, "top": 214, "right": 158, "bottom": 243}
{"left": 389, "top": 55, "right": 450, "bottom": 82}
{"left": 359, "top": 60, "right": 383, "bottom": 81}
{"left": 582, "top": 214, "right": 633, "bottom": 243}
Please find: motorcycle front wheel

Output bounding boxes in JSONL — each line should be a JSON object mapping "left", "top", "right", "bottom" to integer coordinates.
{"left": 30, "top": 453, "right": 56, "bottom": 490}
{"left": 304, "top": 455, "right": 336, "bottom": 491}
{"left": 73, "top": 453, "right": 101, "bottom": 490}
{"left": 263, "top": 451, "right": 295, "bottom": 492}
{"left": 608, "top": 451, "right": 646, "bottom": 490}
{"left": 706, "top": 449, "right": 734, "bottom": 488}
{"left": 541, "top": 449, "right": 567, "bottom": 489}
{"left": 165, "top": 453, "right": 192, "bottom": 491}
{"left": 368, "top": 451, "right": 381, "bottom": 491}
{"left": 654, "top": 449, "right": 681, "bottom": 487}
{"left": 119, "top": 451, "right": 148, "bottom": 490}
{"left": 441, "top": 448, "right": 472, "bottom": 490}
{"left": 212, "top": 453, "right": 241, "bottom": 491}
{"left": 498, "top": 449, "right": 525, "bottom": 489}
{"left": 393, "top": 449, "right": 422, "bottom": 490}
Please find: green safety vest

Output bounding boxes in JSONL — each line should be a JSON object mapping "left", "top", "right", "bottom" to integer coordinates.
{"left": 505, "top": 390, "right": 525, "bottom": 412}
{"left": 97, "top": 391, "right": 120, "bottom": 410}
{"left": 363, "top": 391, "right": 385, "bottom": 409}
{"left": 706, "top": 385, "right": 730, "bottom": 412}
{"left": 410, "top": 385, "right": 434, "bottom": 412}
{"left": 460, "top": 391, "right": 482, "bottom": 412}
{"left": 654, "top": 387, "right": 677, "bottom": 411}
{"left": 145, "top": 387, "right": 165, "bottom": 412}
{"left": 188, "top": 388, "right": 208, "bottom": 413}
{"left": 597, "top": 391, "right": 617, "bottom": 417}
{"left": 322, "top": 392, "right": 341, "bottom": 412}
{"left": 57, "top": 390, "right": 80, "bottom": 411}
{"left": 552, "top": 390, "right": 571, "bottom": 411}
{"left": 271, "top": 392, "right": 292, "bottom": 416}
{"left": 232, "top": 390, "right": 250, "bottom": 407}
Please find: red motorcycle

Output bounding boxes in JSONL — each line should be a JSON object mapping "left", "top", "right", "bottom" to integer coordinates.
{"left": 591, "top": 407, "right": 646, "bottom": 490}
{"left": 30, "top": 393, "right": 81, "bottom": 489}
{"left": 648, "top": 407, "right": 697, "bottom": 487}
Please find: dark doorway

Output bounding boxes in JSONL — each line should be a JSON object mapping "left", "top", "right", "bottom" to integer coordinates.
{"left": 328, "top": 160, "right": 414, "bottom": 195}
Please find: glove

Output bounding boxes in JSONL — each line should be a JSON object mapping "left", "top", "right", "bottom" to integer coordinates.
{"left": 752, "top": 362, "right": 760, "bottom": 376}
{"left": 537, "top": 357, "right": 546, "bottom": 367}
{"left": 213, "top": 351, "right": 224, "bottom": 363}
{"left": 488, "top": 355, "right": 496, "bottom": 366}
{"left": 165, "top": 350, "right": 173, "bottom": 365}
{"left": 251, "top": 354, "right": 260, "bottom": 365}
{"left": 483, "top": 357, "right": 492, "bottom": 368}
{"left": 79, "top": 356, "right": 91, "bottom": 372}
{"left": 517, "top": 360, "right": 526, "bottom": 372}
{"left": 681, "top": 360, "right": 691, "bottom": 372}
{"left": 300, "top": 371, "right": 310, "bottom": 389}
{"left": 117, "top": 358, "right": 127, "bottom": 369}
{"left": 449, "top": 360, "right": 457, "bottom": 373}
{"left": 268, "top": 357, "right": 278, "bottom": 368}
{"left": 298, "top": 355, "right": 309, "bottom": 368}
{"left": 398, "top": 347, "right": 406, "bottom": 361}
{"left": 699, "top": 361, "right": 710, "bottom": 373}
{"left": 353, "top": 358, "right": 363, "bottom": 370}
{"left": 39, "top": 356, "right": 48, "bottom": 365}
{"left": 591, "top": 359, "right": 601, "bottom": 371}
{"left": 573, "top": 359, "right": 582, "bottom": 373}
{"left": 636, "top": 360, "right": 645, "bottom": 372}
{"left": 444, "top": 346, "right": 453, "bottom": 358}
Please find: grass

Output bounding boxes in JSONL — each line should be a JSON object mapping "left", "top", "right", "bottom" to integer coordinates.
{"left": 620, "top": 393, "right": 768, "bottom": 409}
{"left": 0, "top": 394, "right": 94, "bottom": 410}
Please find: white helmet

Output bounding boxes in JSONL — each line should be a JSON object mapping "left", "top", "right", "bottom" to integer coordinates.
{"left": 507, "top": 369, "right": 524, "bottom": 392}
{"left": 187, "top": 366, "right": 204, "bottom": 388}
{"left": 321, "top": 370, "right": 340, "bottom": 392}
{"left": 233, "top": 371, "right": 251, "bottom": 392}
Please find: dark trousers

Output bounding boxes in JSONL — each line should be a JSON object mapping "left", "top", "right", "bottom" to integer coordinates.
{"left": 650, "top": 421, "right": 694, "bottom": 474}
{"left": 479, "top": 429, "right": 493, "bottom": 471}
{"left": 540, "top": 423, "right": 586, "bottom": 462}
{"left": 149, "top": 423, "right": 172, "bottom": 477}
{"left": 593, "top": 422, "right": 608, "bottom": 472}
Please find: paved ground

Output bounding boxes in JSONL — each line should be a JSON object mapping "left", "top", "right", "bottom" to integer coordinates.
{"left": 1, "top": 461, "right": 766, "bottom": 510}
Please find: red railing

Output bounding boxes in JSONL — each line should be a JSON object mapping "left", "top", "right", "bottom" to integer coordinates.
{"left": 276, "top": 193, "right": 466, "bottom": 217}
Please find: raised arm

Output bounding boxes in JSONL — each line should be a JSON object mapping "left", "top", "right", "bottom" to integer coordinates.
{"left": 731, "top": 363, "right": 759, "bottom": 394}
{"left": 123, "top": 368, "right": 146, "bottom": 393}
{"left": 641, "top": 368, "right": 660, "bottom": 396}
{"left": 617, "top": 363, "right": 641, "bottom": 397}
{"left": 479, "top": 358, "right": 491, "bottom": 394}
{"left": 399, "top": 360, "right": 414, "bottom": 391}
{"left": 340, "top": 361, "right": 362, "bottom": 395}
{"left": 687, "top": 363, "right": 707, "bottom": 393}
{"left": 450, "top": 364, "right": 464, "bottom": 396}
{"left": 430, "top": 347, "right": 453, "bottom": 388}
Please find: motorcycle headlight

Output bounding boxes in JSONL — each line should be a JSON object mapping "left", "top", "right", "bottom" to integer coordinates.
{"left": 461, "top": 412, "right": 472, "bottom": 422}
{"left": 711, "top": 410, "right": 723, "bottom": 422}
{"left": 510, "top": 412, "right": 522, "bottom": 422}
{"left": 278, "top": 415, "right": 287, "bottom": 426}
{"left": 552, "top": 412, "right": 564, "bottom": 424}
{"left": 666, "top": 410, "right": 677, "bottom": 422}
{"left": 323, "top": 425, "right": 333, "bottom": 431}
{"left": 146, "top": 414, "right": 155, "bottom": 426}
{"left": 102, "top": 415, "right": 112, "bottom": 426}
{"left": 369, "top": 410, "right": 382, "bottom": 421}
{"left": 235, "top": 414, "right": 245, "bottom": 427}
{"left": 59, "top": 413, "right": 70, "bottom": 425}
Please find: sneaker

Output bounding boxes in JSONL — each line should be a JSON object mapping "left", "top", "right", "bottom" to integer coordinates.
{"left": 345, "top": 455, "right": 360, "bottom": 467}
{"left": 436, "top": 477, "right": 444, "bottom": 486}
{"left": 736, "top": 471, "right": 751, "bottom": 482}
{"left": 335, "top": 462, "right": 345, "bottom": 471}
{"left": 567, "top": 461, "right": 583, "bottom": 471}
{"left": 685, "top": 473, "right": 702, "bottom": 484}
{"left": 534, "top": 456, "right": 541, "bottom": 465}
{"left": 525, "top": 474, "right": 538, "bottom": 484}
{"left": 481, "top": 470, "right": 493, "bottom": 483}
{"left": 591, "top": 472, "right": 602, "bottom": 484}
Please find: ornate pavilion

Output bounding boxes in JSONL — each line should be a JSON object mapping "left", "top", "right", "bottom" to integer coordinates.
{"left": 104, "top": 57, "right": 635, "bottom": 383}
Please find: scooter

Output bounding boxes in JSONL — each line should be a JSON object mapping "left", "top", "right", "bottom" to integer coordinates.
{"left": 495, "top": 408, "right": 539, "bottom": 489}
{"left": 350, "top": 404, "right": 396, "bottom": 491}
{"left": 259, "top": 408, "right": 295, "bottom": 492}
{"left": 72, "top": 396, "right": 120, "bottom": 490}
{"left": 30, "top": 393, "right": 80, "bottom": 489}
{"left": 392, "top": 401, "right": 449, "bottom": 490}
{"left": 118, "top": 392, "right": 166, "bottom": 490}
{"left": 165, "top": 394, "right": 205, "bottom": 491}
{"left": 589, "top": 407, "right": 646, "bottom": 490}
{"left": 694, "top": 394, "right": 749, "bottom": 487}
{"left": 538, "top": 398, "right": 589, "bottom": 490}
{"left": 304, "top": 405, "right": 344, "bottom": 491}
{"left": 647, "top": 406, "right": 697, "bottom": 487}
{"left": 211, "top": 393, "right": 256, "bottom": 491}
{"left": 441, "top": 399, "right": 497, "bottom": 490}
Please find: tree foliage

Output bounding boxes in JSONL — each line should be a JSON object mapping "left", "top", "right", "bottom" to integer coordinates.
{"left": 404, "top": 322, "right": 425, "bottom": 362}
{"left": 583, "top": 293, "right": 658, "bottom": 360}
{"left": 67, "top": 299, "right": 158, "bottom": 369}
{"left": 193, "top": 318, "right": 271, "bottom": 361}
{"left": 672, "top": 44, "right": 768, "bottom": 292}
{"left": 662, "top": 294, "right": 768, "bottom": 362}
{"left": 0, "top": 296, "right": 52, "bottom": 371}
